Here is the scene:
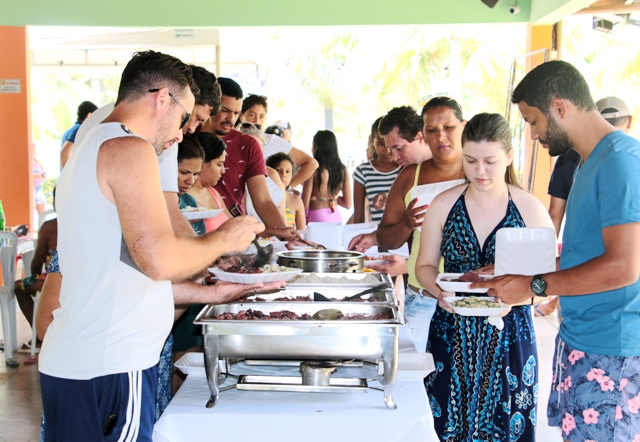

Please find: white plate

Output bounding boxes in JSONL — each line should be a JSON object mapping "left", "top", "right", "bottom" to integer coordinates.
{"left": 444, "top": 296, "right": 509, "bottom": 317}
{"left": 173, "top": 352, "right": 206, "bottom": 376}
{"left": 181, "top": 209, "right": 223, "bottom": 220}
{"left": 289, "top": 245, "right": 317, "bottom": 251}
{"left": 436, "top": 273, "right": 493, "bottom": 293}
{"left": 364, "top": 260, "right": 387, "bottom": 266}
{"left": 364, "top": 255, "right": 391, "bottom": 266}
{"left": 207, "top": 267, "right": 303, "bottom": 284}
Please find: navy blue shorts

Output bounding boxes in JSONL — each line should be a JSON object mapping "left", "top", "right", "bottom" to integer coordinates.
{"left": 40, "top": 366, "right": 157, "bottom": 441}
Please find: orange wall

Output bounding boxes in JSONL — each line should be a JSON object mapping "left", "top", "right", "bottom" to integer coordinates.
{"left": 0, "top": 26, "right": 33, "bottom": 228}
{"left": 523, "top": 24, "right": 555, "bottom": 208}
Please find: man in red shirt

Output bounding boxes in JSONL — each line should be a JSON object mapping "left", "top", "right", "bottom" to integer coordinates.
{"left": 200, "top": 78, "right": 298, "bottom": 240}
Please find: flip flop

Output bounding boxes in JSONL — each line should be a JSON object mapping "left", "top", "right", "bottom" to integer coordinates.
{"left": 19, "top": 341, "right": 41, "bottom": 354}
{"left": 24, "top": 355, "right": 38, "bottom": 365}
{"left": 533, "top": 305, "right": 547, "bottom": 317}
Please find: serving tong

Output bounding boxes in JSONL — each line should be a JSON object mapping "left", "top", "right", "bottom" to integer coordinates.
{"left": 292, "top": 236, "right": 326, "bottom": 250}
{"left": 313, "top": 283, "right": 388, "bottom": 302}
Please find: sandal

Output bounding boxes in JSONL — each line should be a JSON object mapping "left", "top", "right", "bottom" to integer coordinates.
{"left": 24, "top": 355, "right": 38, "bottom": 365}
{"left": 19, "top": 341, "right": 41, "bottom": 354}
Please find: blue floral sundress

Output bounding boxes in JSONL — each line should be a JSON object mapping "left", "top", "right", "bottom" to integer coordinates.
{"left": 425, "top": 188, "right": 538, "bottom": 442}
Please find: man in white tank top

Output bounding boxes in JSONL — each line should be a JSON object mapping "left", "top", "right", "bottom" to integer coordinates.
{"left": 38, "top": 50, "right": 270, "bottom": 441}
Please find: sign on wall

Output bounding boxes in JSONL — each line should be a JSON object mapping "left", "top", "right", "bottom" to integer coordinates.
{"left": 0, "top": 79, "right": 21, "bottom": 93}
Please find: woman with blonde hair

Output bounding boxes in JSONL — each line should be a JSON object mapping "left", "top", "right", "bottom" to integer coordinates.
{"left": 416, "top": 113, "right": 554, "bottom": 441}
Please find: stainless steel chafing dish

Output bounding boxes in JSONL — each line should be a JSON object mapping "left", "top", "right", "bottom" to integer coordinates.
{"left": 277, "top": 250, "right": 364, "bottom": 273}
{"left": 195, "top": 301, "right": 404, "bottom": 409}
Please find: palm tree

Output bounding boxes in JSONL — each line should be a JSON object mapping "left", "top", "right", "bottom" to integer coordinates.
{"left": 292, "top": 34, "right": 358, "bottom": 131}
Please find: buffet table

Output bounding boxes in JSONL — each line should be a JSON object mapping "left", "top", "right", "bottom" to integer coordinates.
{"left": 153, "top": 328, "right": 438, "bottom": 442}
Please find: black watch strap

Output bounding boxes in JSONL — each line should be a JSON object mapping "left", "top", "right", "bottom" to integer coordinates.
{"left": 530, "top": 274, "right": 548, "bottom": 297}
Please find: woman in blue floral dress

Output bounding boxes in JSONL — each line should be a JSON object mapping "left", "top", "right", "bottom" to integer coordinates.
{"left": 416, "top": 113, "right": 555, "bottom": 441}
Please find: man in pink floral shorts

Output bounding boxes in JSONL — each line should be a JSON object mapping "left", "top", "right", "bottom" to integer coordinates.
{"left": 474, "top": 61, "right": 640, "bottom": 442}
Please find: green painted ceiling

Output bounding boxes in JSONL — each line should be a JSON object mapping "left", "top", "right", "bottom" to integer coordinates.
{"left": 0, "top": 0, "right": 597, "bottom": 27}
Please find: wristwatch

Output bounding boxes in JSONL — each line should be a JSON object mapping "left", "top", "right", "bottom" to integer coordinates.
{"left": 530, "top": 274, "right": 548, "bottom": 297}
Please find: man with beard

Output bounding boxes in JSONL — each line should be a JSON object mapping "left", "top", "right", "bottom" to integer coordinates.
{"left": 39, "top": 51, "right": 267, "bottom": 440}
{"left": 536, "top": 95, "right": 634, "bottom": 316}
{"left": 200, "top": 77, "right": 298, "bottom": 240}
{"left": 474, "top": 60, "right": 640, "bottom": 442}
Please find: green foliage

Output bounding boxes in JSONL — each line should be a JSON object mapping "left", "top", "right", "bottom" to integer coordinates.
{"left": 42, "top": 177, "right": 58, "bottom": 205}
{"left": 31, "top": 70, "right": 121, "bottom": 143}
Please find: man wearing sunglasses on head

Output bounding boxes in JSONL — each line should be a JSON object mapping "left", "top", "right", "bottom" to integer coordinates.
{"left": 38, "top": 51, "right": 274, "bottom": 441}
{"left": 200, "top": 78, "right": 300, "bottom": 240}
{"left": 74, "top": 65, "right": 223, "bottom": 238}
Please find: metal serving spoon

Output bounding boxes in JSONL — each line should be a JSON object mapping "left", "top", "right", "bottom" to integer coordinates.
{"left": 252, "top": 238, "right": 273, "bottom": 268}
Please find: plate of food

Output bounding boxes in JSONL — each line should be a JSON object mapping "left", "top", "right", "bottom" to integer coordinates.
{"left": 180, "top": 207, "right": 223, "bottom": 220}
{"left": 444, "top": 296, "right": 509, "bottom": 317}
{"left": 363, "top": 255, "right": 391, "bottom": 266}
{"left": 207, "top": 264, "right": 303, "bottom": 284}
{"left": 436, "top": 272, "right": 493, "bottom": 293}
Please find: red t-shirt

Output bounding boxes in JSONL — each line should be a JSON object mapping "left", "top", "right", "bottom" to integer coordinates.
{"left": 214, "top": 129, "right": 267, "bottom": 213}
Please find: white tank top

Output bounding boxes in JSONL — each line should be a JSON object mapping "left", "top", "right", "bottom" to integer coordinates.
{"left": 39, "top": 123, "right": 174, "bottom": 379}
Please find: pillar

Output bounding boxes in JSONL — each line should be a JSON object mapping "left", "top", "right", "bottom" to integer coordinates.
{"left": 0, "top": 26, "right": 33, "bottom": 229}
{"left": 522, "top": 24, "right": 559, "bottom": 208}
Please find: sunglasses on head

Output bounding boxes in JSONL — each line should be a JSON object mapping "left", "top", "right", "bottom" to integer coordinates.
{"left": 240, "top": 122, "right": 262, "bottom": 131}
{"left": 149, "top": 88, "right": 191, "bottom": 129}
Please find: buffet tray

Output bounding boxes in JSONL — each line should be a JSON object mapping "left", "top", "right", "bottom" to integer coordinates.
{"left": 286, "top": 272, "right": 393, "bottom": 289}
{"left": 197, "top": 302, "right": 399, "bottom": 326}
{"left": 236, "top": 375, "right": 369, "bottom": 393}
{"left": 230, "top": 287, "right": 396, "bottom": 305}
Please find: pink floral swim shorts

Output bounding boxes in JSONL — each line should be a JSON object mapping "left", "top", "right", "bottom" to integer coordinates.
{"left": 548, "top": 335, "right": 640, "bottom": 442}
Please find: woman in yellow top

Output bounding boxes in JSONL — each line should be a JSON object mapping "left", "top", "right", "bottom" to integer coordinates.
{"left": 376, "top": 97, "right": 466, "bottom": 351}
{"left": 266, "top": 152, "right": 306, "bottom": 230}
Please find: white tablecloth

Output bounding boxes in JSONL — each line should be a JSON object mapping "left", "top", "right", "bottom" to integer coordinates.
{"left": 153, "top": 328, "right": 438, "bottom": 442}
{"left": 153, "top": 372, "right": 437, "bottom": 442}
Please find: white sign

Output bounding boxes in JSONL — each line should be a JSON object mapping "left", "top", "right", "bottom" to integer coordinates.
{"left": 0, "top": 79, "right": 21, "bottom": 93}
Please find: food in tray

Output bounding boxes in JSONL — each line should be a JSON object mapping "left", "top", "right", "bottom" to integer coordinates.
{"left": 211, "top": 308, "right": 391, "bottom": 321}
{"left": 232, "top": 291, "right": 385, "bottom": 303}
{"left": 289, "top": 273, "right": 382, "bottom": 285}
{"left": 450, "top": 297, "right": 502, "bottom": 308}
{"left": 311, "top": 308, "right": 344, "bottom": 320}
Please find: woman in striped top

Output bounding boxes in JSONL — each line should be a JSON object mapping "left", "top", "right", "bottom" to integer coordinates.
{"left": 352, "top": 117, "right": 401, "bottom": 223}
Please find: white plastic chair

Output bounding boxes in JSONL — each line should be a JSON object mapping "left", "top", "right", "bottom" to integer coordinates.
{"left": 0, "top": 232, "right": 19, "bottom": 366}
{"left": 38, "top": 209, "right": 56, "bottom": 231}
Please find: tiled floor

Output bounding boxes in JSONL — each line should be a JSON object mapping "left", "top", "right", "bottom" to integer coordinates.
{"left": 1, "top": 307, "right": 563, "bottom": 441}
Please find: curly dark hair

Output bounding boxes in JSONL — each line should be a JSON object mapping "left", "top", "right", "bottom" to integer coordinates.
{"left": 511, "top": 60, "right": 596, "bottom": 116}
{"left": 378, "top": 106, "right": 422, "bottom": 142}
{"left": 190, "top": 65, "right": 221, "bottom": 116}
{"left": 116, "top": 50, "right": 198, "bottom": 105}
{"left": 312, "top": 130, "right": 346, "bottom": 197}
